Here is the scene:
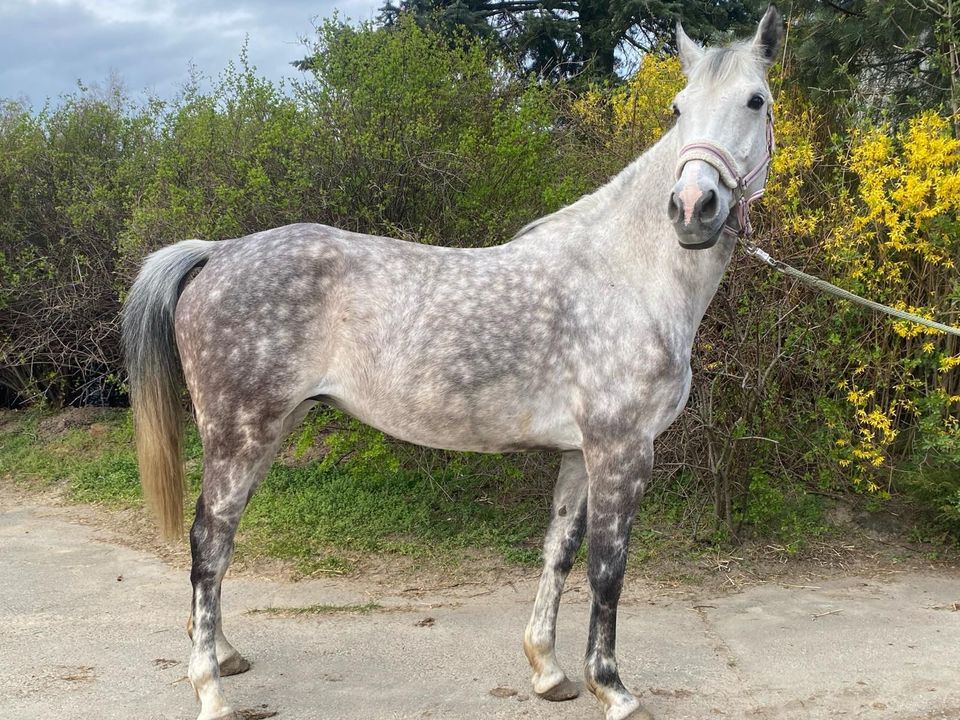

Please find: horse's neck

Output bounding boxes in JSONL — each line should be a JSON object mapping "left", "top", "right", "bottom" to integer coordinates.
{"left": 585, "top": 129, "right": 737, "bottom": 341}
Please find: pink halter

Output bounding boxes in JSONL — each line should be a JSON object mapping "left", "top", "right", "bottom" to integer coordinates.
{"left": 675, "top": 109, "right": 775, "bottom": 239}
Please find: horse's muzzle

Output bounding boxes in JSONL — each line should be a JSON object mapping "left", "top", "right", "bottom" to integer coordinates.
{"left": 668, "top": 161, "right": 731, "bottom": 249}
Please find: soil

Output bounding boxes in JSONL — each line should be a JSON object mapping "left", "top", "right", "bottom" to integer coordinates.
{"left": 2, "top": 485, "right": 959, "bottom": 720}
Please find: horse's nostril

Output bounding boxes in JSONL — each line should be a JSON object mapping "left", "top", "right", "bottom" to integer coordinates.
{"left": 668, "top": 192, "right": 681, "bottom": 223}
{"left": 700, "top": 189, "right": 718, "bottom": 220}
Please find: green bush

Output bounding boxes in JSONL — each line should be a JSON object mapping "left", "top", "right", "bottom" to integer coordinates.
{"left": 1, "top": 15, "right": 957, "bottom": 549}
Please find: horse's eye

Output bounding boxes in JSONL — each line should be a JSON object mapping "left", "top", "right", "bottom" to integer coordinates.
{"left": 672, "top": 103, "right": 681, "bottom": 117}
{"left": 747, "top": 94, "right": 765, "bottom": 110}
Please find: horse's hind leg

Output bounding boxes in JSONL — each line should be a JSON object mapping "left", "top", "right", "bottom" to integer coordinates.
{"left": 186, "top": 596, "right": 250, "bottom": 676}
{"left": 188, "top": 403, "right": 312, "bottom": 720}
{"left": 214, "top": 614, "right": 250, "bottom": 676}
{"left": 524, "top": 450, "right": 588, "bottom": 701}
{"left": 188, "top": 453, "right": 272, "bottom": 719}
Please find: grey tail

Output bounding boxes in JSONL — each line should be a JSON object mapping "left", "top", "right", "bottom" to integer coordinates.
{"left": 121, "top": 239, "right": 215, "bottom": 540}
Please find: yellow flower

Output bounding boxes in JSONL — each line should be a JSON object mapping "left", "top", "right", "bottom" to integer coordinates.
{"left": 940, "top": 355, "right": 960, "bottom": 372}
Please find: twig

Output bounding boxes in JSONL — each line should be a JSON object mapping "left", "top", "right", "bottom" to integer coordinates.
{"left": 812, "top": 608, "right": 843, "bottom": 619}
{"left": 925, "top": 602, "right": 960, "bottom": 611}
{"left": 402, "top": 580, "right": 484, "bottom": 593}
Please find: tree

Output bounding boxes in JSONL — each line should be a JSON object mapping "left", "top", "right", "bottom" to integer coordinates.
{"left": 789, "top": 0, "right": 960, "bottom": 121}
{"left": 376, "top": 0, "right": 766, "bottom": 80}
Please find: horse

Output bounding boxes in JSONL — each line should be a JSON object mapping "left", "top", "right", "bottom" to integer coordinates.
{"left": 122, "top": 7, "right": 784, "bottom": 719}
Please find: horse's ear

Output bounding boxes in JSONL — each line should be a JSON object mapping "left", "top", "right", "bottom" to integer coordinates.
{"left": 676, "top": 21, "right": 704, "bottom": 76}
{"left": 752, "top": 4, "right": 784, "bottom": 65}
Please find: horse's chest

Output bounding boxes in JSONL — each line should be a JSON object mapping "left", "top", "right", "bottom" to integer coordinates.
{"left": 578, "top": 337, "right": 692, "bottom": 437}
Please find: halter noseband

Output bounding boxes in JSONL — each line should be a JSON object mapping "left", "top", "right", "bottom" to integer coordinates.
{"left": 674, "top": 109, "right": 774, "bottom": 239}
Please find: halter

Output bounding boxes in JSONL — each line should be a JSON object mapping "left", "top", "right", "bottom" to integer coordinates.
{"left": 675, "top": 109, "right": 774, "bottom": 239}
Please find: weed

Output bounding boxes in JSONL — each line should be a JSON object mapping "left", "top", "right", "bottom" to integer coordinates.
{"left": 248, "top": 602, "right": 382, "bottom": 617}
{"left": 738, "top": 471, "right": 827, "bottom": 552}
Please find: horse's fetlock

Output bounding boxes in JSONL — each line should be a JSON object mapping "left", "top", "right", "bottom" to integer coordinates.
{"left": 522, "top": 632, "right": 547, "bottom": 666}
{"left": 585, "top": 651, "right": 620, "bottom": 690}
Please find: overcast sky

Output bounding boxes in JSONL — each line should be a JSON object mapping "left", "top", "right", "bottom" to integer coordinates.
{"left": 0, "top": 0, "right": 383, "bottom": 107}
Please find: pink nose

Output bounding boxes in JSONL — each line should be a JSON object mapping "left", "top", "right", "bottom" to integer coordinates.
{"left": 668, "top": 186, "right": 719, "bottom": 226}
{"left": 668, "top": 168, "right": 730, "bottom": 248}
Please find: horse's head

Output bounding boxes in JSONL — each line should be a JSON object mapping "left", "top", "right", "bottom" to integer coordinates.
{"left": 668, "top": 5, "right": 783, "bottom": 249}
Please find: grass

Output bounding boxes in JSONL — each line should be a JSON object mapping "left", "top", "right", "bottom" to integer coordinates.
{"left": 238, "top": 449, "right": 548, "bottom": 573}
{"left": 248, "top": 602, "right": 383, "bottom": 617}
{"left": 0, "top": 406, "right": 845, "bottom": 581}
{"left": 0, "top": 408, "right": 139, "bottom": 500}
{"left": 0, "top": 407, "right": 553, "bottom": 574}
{"left": 0, "top": 408, "right": 205, "bottom": 506}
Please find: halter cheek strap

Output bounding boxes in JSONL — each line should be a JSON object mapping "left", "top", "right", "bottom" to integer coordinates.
{"left": 674, "top": 109, "right": 775, "bottom": 239}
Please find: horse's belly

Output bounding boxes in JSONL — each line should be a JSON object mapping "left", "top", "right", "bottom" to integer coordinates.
{"left": 326, "top": 387, "right": 582, "bottom": 454}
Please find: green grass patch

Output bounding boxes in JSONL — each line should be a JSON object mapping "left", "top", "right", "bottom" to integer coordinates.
{"left": 236, "top": 417, "right": 550, "bottom": 572}
{"left": 248, "top": 602, "right": 382, "bottom": 617}
{"left": 0, "top": 409, "right": 139, "bottom": 503}
{"left": 0, "top": 408, "right": 552, "bottom": 572}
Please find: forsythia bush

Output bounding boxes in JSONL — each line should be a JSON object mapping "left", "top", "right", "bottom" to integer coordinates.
{"left": 824, "top": 112, "right": 960, "bottom": 493}
{"left": 572, "top": 55, "right": 683, "bottom": 150}
{"left": 610, "top": 56, "right": 684, "bottom": 145}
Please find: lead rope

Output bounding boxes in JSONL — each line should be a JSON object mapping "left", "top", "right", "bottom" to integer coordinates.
{"left": 740, "top": 236, "right": 960, "bottom": 336}
{"left": 740, "top": 241, "right": 960, "bottom": 338}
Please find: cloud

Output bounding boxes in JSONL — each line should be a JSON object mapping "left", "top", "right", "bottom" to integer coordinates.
{"left": 0, "top": 0, "right": 382, "bottom": 105}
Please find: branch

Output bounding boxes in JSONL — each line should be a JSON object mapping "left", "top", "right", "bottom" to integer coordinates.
{"left": 821, "top": 0, "right": 865, "bottom": 17}
{"left": 857, "top": 50, "right": 927, "bottom": 69}
{"left": 478, "top": 0, "right": 578, "bottom": 15}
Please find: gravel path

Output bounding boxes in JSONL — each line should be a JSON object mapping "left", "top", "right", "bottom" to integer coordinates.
{"left": 2, "top": 494, "right": 959, "bottom": 720}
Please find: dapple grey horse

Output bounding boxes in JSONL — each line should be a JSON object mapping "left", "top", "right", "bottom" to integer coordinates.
{"left": 123, "top": 7, "right": 783, "bottom": 719}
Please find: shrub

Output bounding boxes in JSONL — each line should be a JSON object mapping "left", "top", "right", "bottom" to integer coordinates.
{"left": 1, "top": 17, "right": 957, "bottom": 545}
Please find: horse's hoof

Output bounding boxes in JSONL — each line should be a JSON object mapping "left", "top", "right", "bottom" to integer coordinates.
{"left": 196, "top": 709, "right": 237, "bottom": 720}
{"left": 536, "top": 676, "right": 581, "bottom": 702}
{"left": 608, "top": 703, "right": 654, "bottom": 720}
{"left": 234, "top": 710, "right": 278, "bottom": 719}
{"left": 219, "top": 652, "right": 251, "bottom": 677}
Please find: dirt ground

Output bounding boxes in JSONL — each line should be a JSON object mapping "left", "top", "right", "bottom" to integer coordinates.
{"left": 2, "top": 485, "right": 960, "bottom": 720}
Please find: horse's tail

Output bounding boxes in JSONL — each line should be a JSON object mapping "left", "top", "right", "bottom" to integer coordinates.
{"left": 122, "top": 240, "right": 215, "bottom": 540}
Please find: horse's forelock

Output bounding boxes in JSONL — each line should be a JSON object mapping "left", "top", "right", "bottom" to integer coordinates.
{"left": 689, "top": 43, "right": 766, "bottom": 87}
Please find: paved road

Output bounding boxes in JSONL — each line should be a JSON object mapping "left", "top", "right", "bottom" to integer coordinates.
{"left": 1, "top": 495, "right": 959, "bottom": 720}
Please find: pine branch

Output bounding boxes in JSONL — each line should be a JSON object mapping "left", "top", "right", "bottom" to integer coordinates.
{"left": 821, "top": 0, "right": 865, "bottom": 17}
{"left": 477, "top": 0, "right": 579, "bottom": 15}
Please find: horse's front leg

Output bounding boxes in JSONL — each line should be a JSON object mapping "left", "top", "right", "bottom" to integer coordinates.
{"left": 524, "top": 450, "right": 588, "bottom": 701}
{"left": 582, "top": 438, "right": 655, "bottom": 720}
